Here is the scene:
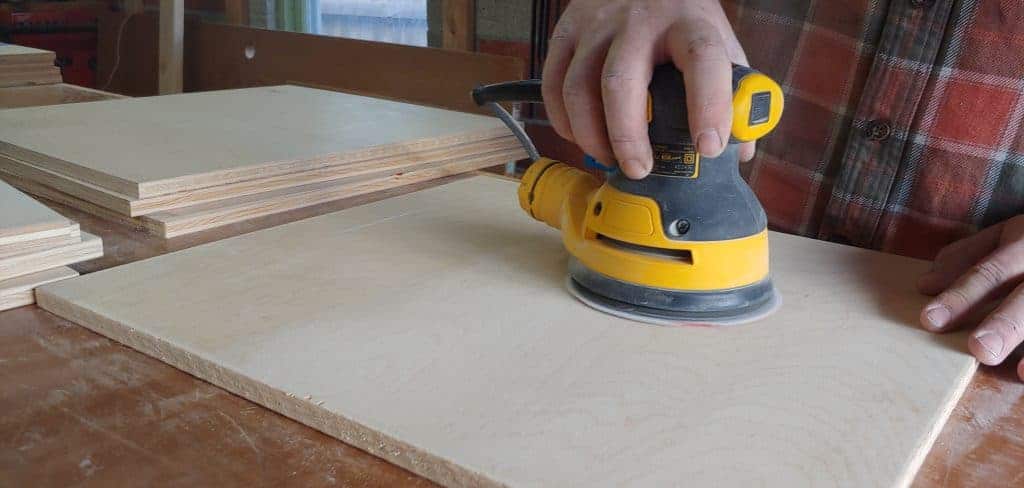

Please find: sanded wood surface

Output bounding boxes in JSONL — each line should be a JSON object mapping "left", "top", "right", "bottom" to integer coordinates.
{"left": 0, "top": 175, "right": 1020, "bottom": 487}
{"left": 0, "top": 84, "right": 125, "bottom": 110}
{"left": 0, "top": 233, "right": 101, "bottom": 282}
{"left": 0, "top": 85, "right": 510, "bottom": 198}
{"left": 37, "top": 177, "right": 977, "bottom": 487}
{"left": 0, "top": 179, "right": 72, "bottom": 245}
{"left": 0, "top": 266, "right": 77, "bottom": 311}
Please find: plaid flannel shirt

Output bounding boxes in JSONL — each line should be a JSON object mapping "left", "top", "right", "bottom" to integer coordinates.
{"left": 721, "top": 0, "right": 1024, "bottom": 260}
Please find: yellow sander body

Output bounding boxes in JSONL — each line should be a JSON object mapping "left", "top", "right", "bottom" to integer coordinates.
{"left": 475, "top": 64, "right": 784, "bottom": 325}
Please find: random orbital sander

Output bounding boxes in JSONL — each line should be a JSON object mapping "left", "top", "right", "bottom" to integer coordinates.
{"left": 472, "top": 64, "right": 784, "bottom": 326}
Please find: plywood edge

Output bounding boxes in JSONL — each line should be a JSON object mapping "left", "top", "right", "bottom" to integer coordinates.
{"left": 145, "top": 148, "right": 521, "bottom": 238}
{"left": 0, "top": 154, "right": 135, "bottom": 215}
{"left": 0, "top": 218, "right": 74, "bottom": 242}
{"left": 0, "top": 221, "right": 78, "bottom": 247}
{"left": 0, "top": 231, "right": 82, "bottom": 260}
{"left": 0, "top": 142, "right": 142, "bottom": 198}
{"left": 899, "top": 359, "right": 979, "bottom": 488}
{"left": 0, "top": 232, "right": 103, "bottom": 282}
{"left": 0, "top": 266, "right": 78, "bottom": 292}
{"left": 0, "top": 173, "right": 149, "bottom": 233}
{"left": 0, "top": 135, "right": 520, "bottom": 218}
{"left": 130, "top": 134, "right": 521, "bottom": 216}
{"left": 0, "top": 84, "right": 127, "bottom": 110}
{"left": 133, "top": 125, "right": 513, "bottom": 198}
{"left": 33, "top": 288, "right": 501, "bottom": 488}
{"left": 0, "top": 55, "right": 56, "bottom": 66}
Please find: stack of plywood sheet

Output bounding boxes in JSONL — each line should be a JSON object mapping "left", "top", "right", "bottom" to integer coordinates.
{"left": 0, "top": 85, "right": 526, "bottom": 238}
{"left": 0, "top": 43, "right": 62, "bottom": 88}
{"left": 0, "top": 180, "right": 102, "bottom": 311}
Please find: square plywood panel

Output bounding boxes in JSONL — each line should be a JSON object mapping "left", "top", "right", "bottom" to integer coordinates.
{"left": 37, "top": 177, "right": 977, "bottom": 487}
{"left": 0, "top": 86, "right": 509, "bottom": 198}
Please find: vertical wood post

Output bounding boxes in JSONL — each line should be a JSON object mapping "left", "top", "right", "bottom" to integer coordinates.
{"left": 158, "top": 0, "right": 184, "bottom": 94}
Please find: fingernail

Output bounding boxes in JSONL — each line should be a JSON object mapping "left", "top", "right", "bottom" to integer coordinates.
{"left": 696, "top": 130, "right": 723, "bottom": 157}
{"left": 924, "top": 305, "right": 951, "bottom": 330}
{"left": 973, "top": 331, "right": 1004, "bottom": 363}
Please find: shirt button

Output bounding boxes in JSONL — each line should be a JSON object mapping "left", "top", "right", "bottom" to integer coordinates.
{"left": 910, "top": 0, "right": 935, "bottom": 8}
{"left": 866, "top": 119, "right": 892, "bottom": 141}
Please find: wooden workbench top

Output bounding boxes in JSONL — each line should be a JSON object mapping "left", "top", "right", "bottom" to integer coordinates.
{"left": 1, "top": 174, "right": 1022, "bottom": 487}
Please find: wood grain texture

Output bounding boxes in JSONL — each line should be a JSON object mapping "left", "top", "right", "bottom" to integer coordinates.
{"left": 36, "top": 177, "right": 978, "bottom": 487}
{"left": 0, "top": 179, "right": 72, "bottom": 245}
{"left": 0, "top": 306, "right": 439, "bottom": 488}
{"left": 142, "top": 149, "right": 521, "bottom": 237}
{"left": 442, "top": 0, "right": 476, "bottom": 50}
{"left": 0, "top": 84, "right": 125, "bottom": 110}
{"left": 0, "top": 266, "right": 77, "bottom": 311}
{"left": 0, "top": 136, "right": 523, "bottom": 217}
{"left": 0, "top": 86, "right": 511, "bottom": 198}
{"left": 0, "top": 233, "right": 101, "bottom": 282}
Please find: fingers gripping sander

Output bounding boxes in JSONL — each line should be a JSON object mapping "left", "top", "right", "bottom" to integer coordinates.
{"left": 473, "top": 65, "right": 785, "bottom": 325}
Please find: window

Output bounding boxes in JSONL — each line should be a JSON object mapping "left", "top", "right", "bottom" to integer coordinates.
{"left": 318, "top": 0, "right": 428, "bottom": 46}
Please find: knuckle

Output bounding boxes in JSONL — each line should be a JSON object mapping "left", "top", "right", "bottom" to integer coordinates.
{"left": 990, "top": 312, "right": 1024, "bottom": 339}
{"left": 607, "top": 132, "right": 642, "bottom": 150}
{"left": 688, "top": 40, "right": 727, "bottom": 62}
{"left": 551, "top": 18, "right": 576, "bottom": 41}
{"left": 971, "top": 261, "right": 1007, "bottom": 288}
{"left": 600, "top": 71, "right": 636, "bottom": 94}
{"left": 562, "top": 84, "right": 587, "bottom": 104}
{"left": 940, "top": 288, "right": 971, "bottom": 309}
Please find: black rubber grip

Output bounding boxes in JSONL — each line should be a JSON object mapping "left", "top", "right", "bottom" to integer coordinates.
{"left": 472, "top": 80, "right": 544, "bottom": 106}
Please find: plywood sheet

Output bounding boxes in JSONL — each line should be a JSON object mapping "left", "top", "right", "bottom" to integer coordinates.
{"left": 0, "top": 135, "right": 523, "bottom": 216}
{"left": 0, "top": 83, "right": 125, "bottom": 110}
{"left": 0, "top": 43, "right": 55, "bottom": 64}
{"left": 36, "top": 177, "right": 977, "bottom": 488}
{"left": 142, "top": 147, "right": 522, "bottom": 237}
{"left": 0, "top": 85, "right": 511, "bottom": 198}
{"left": 0, "top": 179, "right": 72, "bottom": 245}
{"left": 0, "top": 232, "right": 101, "bottom": 282}
{"left": 0, "top": 226, "right": 80, "bottom": 259}
{"left": 0, "top": 266, "right": 77, "bottom": 311}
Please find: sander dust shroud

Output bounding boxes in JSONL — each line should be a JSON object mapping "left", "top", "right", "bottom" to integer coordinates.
{"left": 473, "top": 64, "right": 785, "bottom": 326}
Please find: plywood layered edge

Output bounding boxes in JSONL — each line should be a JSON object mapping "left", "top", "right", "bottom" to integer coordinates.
{"left": 0, "top": 233, "right": 102, "bottom": 282}
{"left": 0, "top": 84, "right": 126, "bottom": 110}
{"left": 0, "top": 266, "right": 78, "bottom": 311}
{"left": 0, "top": 135, "right": 523, "bottom": 217}
{"left": 0, "top": 225, "right": 81, "bottom": 259}
{"left": 0, "top": 123, "right": 513, "bottom": 199}
{"left": 144, "top": 148, "right": 523, "bottom": 237}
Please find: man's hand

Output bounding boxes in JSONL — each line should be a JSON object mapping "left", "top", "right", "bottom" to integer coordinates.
{"left": 542, "top": 0, "right": 752, "bottom": 179}
{"left": 919, "top": 216, "right": 1024, "bottom": 379}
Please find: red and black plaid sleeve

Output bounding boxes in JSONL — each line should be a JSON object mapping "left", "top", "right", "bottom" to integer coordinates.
{"left": 723, "top": 0, "right": 1024, "bottom": 260}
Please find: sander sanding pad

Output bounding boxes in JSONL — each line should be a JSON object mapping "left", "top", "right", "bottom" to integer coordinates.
{"left": 566, "top": 277, "right": 782, "bottom": 327}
